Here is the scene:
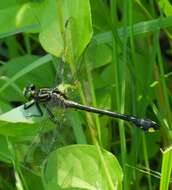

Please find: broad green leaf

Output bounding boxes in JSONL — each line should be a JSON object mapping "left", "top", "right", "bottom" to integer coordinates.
{"left": 39, "top": 0, "right": 93, "bottom": 63}
{"left": 0, "top": 105, "right": 34, "bottom": 124}
{"left": 160, "top": 146, "right": 172, "bottom": 190}
{"left": 0, "top": 123, "right": 46, "bottom": 138}
{"left": 90, "top": 0, "right": 110, "bottom": 33}
{"left": 44, "top": 144, "right": 123, "bottom": 190}
{"left": 0, "top": 100, "right": 12, "bottom": 114}
{"left": 159, "top": 0, "right": 172, "bottom": 16}
{"left": 0, "top": 1, "right": 45, "bottom": 38}
{"left": 0, "top": 54, "right": 53, "bottom": 99}
{"left": 0, "top": 105, "right": 37, "bottom": 136}
{"left": 85, "top": 43, "right": 112, "bottom": 70}
{"left": 0, "top": 103, "right": 55, "bottom": 137}
{"left": 0, "top": 105, "right": 48, "bottom": 137}
{"left": 94, "top": 16, "right": 172, "bottom": 44}
{"left": 93, "top": 64, "right": 115, "bottom": 89}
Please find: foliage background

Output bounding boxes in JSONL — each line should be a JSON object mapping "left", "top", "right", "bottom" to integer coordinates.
{"left": 0, "top": 0, "right": 172, "bottom": 190}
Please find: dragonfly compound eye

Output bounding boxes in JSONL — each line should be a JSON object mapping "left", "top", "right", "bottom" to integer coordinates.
{"left": 23, "top": 84, "right": 36, "bottom": 100}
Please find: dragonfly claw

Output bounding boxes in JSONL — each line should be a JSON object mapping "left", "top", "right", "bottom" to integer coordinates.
{"left": 133, "top": 118, "right": 160, "bottom": 132}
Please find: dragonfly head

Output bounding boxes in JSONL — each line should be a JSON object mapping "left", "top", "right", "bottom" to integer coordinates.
{"left": 23, "top": 84, "right": 37, "bottom": 100}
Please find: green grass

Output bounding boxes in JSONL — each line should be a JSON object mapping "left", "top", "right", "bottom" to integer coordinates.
{"left": 0, "top": 0, "right": 172, "bottom": 189}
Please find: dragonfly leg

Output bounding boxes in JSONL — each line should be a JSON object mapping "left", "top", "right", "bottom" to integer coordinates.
{"left": 46, "top": 107, "right": 59, "bottom": 125}
{"left": 24, "top": 101, "right": 43, "bottom": 117}
{"left": 35, "top": 102, "right": 43, "bottom": 117}
{"left": 24, "top": 99, "right": 35, "bottom": 109}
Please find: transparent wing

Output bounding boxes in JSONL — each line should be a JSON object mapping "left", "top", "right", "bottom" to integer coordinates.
{"left": 23, "top": 18, "right": 79, "bottom": 167}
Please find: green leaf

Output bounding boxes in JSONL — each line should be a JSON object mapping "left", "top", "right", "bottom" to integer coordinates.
{"left": 0, "top": 100, "right": 12, "bottom": 114}
{"left": 0, "top": 1, "right": 45, "bottom": 38}
{"left": 94, "top": 16, "right": 172, "bottom": 44}
{"left": 85, "top": 43, "right": 112, "bottom": 70}
{"left": 160, "top": 146, "right": 172, "bottom": 190}
{"left": 44, "top": 144, "right": 123, "bottom": 190}
{"left": 0, "top": 105, "right": 41, "bottom": 137}
{"left": 93, "top": 64, "right": 115, "bottom": 89}
{"left": 0, "top": 54, "right": 53, "bottom": 96}
{"left": 0, "top": 105, "right": 34, "bottom": 124}
{"left": 0, "top": 104, "right": 54, "bottom": 137}
{"left": 159, "top": 0, "right": 172, "bottom": 16}
{"left": 39, "top": 0, "right": 93, "bottom": 63}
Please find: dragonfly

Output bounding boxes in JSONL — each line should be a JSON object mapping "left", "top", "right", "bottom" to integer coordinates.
{"left": 23, "top": 84, "right": 160, "bottom": 132}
